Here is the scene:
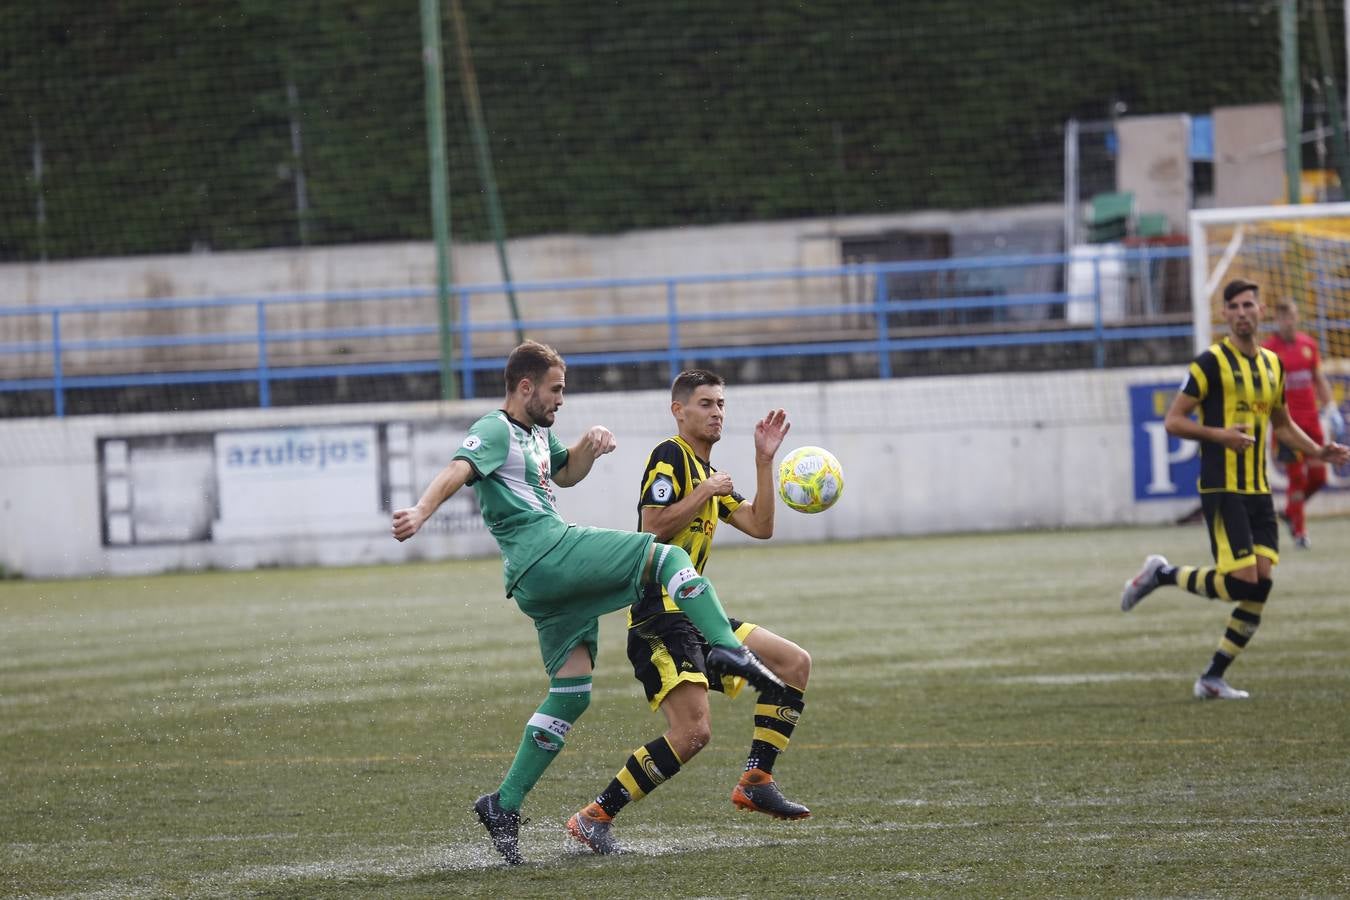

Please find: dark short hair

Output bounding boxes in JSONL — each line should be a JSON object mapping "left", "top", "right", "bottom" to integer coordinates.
{"left": 504, "top": 340, "right": 565, "bottom": 393}
{"left": 1273, "top": 297, "right": 1298, "bottom": 315}
{"left": 1222, "top": 278, "right": 1259, "bottom": 303}
{"left": 671, "top": 369, "right": 724, "bottom": 403}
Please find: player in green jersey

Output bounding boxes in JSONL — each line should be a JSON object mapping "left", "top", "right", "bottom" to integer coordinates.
{"left": 392, "top": 341, "right": 783, "bottom": 865}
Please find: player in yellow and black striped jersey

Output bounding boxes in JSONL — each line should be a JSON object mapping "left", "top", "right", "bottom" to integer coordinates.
{"left": 1120, "top": 279, "right": 1350, "bottom": 701}
{"left": 565, "top": 370, "right": 814, "bottom": 856}
{"left": 626, "top": 435, "right": 741, "bottom": 621}
{"left": 1186, "top": 331, "right": 1284, "bottom": 496}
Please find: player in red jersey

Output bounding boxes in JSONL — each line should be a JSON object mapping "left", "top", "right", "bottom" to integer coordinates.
{"left": 1262, "top": 299, "right": 1344, "bottom": 547}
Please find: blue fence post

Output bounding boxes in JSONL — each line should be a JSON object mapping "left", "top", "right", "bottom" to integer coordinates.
{"left": 256, "top": 301, "right": 271, "bottom": 407}
{"left": 51, "top": 310, "right": 64, "bottom": 417}
{"left": 1092, "top": 255, "right": 1105, "bottom": 368}
{"left": 874, "top": 269, "right": 892, "bottom": 379}
{"left": 460, "top": 288, "right": 474, "bottom": 400}
{"left": 666, "top": 281, "right": 680, "bottom": 383}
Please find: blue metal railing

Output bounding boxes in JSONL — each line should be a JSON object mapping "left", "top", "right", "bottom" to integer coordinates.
{"left": 0, "top": 247, "right": 1195, "bottom": 415}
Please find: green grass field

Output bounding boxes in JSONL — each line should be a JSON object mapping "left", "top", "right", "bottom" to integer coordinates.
{"left": 3, "top": 519, "right": 1348, "bottom": 898}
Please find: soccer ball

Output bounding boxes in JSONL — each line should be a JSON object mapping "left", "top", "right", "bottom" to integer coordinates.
{"left": 777, "top": 446, "right": 844, "bottom": 514}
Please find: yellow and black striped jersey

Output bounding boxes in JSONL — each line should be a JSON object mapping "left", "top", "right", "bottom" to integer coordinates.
{"left": 1182, "top": 337, "right": 1285, "bottom": 494}
{"left": 629, "top": 436, "right": 743, "bottom": 624}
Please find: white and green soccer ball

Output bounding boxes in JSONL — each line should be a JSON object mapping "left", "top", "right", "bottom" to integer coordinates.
{"left": 777, "top": 445, "right": 844, "bottom": 514}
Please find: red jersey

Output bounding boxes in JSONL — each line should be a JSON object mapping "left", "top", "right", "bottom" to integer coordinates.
{"left": 1262, "top": 330, "right": 1321, "bottom": 430}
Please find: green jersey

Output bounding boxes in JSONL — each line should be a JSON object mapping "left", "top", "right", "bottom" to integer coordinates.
{"left": 453, "top": 410, "right": 571, "bottom": 594}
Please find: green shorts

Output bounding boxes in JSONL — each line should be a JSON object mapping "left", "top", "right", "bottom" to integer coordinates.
{"left": 511, "top": 525, "right": 657, "bottom": 675}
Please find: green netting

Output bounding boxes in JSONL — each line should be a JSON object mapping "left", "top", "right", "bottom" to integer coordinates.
{"left": 0, "top": 1, "right": 1332, "bottom": 262}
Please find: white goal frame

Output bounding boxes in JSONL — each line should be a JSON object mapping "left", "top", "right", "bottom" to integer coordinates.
{"left": 1188, "top": 201, "right": 1350, "bottom": 353}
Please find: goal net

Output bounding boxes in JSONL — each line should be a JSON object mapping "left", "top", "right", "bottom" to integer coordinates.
{"left": 1188, "top": 202, "right": 1350, "bottom": 364}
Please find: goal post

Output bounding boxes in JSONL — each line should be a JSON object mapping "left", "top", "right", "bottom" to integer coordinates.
{"left": 1188, "top": 201, "right": 1350, "bottom": 355}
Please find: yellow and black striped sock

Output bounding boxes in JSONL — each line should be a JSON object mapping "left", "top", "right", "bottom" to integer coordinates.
{"left": 1161, "top": 566, "right": 1265, "bottom": 603}
{"left": 595, "top": 736, "right": 683, "bottom": 818}
{"left": 1204, "top": 578, "right": 1271, "bottom": 678}
{"left": 745, "top": 684, "right": 805, "bottom": 776}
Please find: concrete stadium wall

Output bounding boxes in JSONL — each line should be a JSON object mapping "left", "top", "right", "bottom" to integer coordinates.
{"left": 3, "top": 366, "right": 1344, "bottom": 580}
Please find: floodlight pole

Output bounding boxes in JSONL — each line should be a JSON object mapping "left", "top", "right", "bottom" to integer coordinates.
{"left": 420, "top": 0, "right": 457, "bottom": 401}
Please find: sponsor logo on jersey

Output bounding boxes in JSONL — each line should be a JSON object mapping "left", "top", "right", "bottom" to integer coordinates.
{"left": 461, "top": 435, "right": 482, "bottom": 451}
{"left": 686, "top": 516, "right": 716, "bottom": 537}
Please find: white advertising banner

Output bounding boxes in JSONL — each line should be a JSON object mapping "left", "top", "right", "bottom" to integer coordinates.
{"left": 10, "top": 369, "right": 1347, "bottom": 578}
{"left": 212, "top": 425, "right": 384, "bottom": 539}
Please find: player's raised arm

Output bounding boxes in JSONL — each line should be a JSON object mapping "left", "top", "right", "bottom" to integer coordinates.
{"left": 641, "top": 469, "right": 733, "bottom": 541}
{"left": 729, "top": 408, "right": 790, "bottom": 539}
{"left": 392, "top": 457, "right": 473, "bottom": 541}
{"left": 552, "top": 425, "right": 616, "bottom": 487}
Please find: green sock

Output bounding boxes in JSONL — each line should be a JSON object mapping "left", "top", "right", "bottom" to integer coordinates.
{"left": 651, "top": 543, "right": 739, "bottom": 648}
{"left": 496, "top": 674, "right": 592, "bottom": 811}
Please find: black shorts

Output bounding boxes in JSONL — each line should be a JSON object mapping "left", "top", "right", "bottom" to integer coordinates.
{"left": 1200, "top": 491, "right": 1279, "bottom": 574}
{"left": 626, "top": 613, "right": 757, "bottom": 710}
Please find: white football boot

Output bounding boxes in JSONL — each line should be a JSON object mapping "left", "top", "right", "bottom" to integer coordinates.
{"left": 1193, "top": 675, "right": 1250, "bottom": 700}
{"left": 1121, "top": 554, "right": 1169, "bottom": 612}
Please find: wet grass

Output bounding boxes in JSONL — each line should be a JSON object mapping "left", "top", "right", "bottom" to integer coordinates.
{"left": 3, "top": 519, "right": 1348, "bottom": 898}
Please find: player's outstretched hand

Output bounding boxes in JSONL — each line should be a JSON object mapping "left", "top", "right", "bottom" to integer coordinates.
{"left": 754, "top": 408, "right": 790, "bottom": 460}
{"left": 392, "top": 506, "right": 426, "bottom": 542}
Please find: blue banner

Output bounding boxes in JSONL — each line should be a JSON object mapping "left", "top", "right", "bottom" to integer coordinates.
{"left": 1129, "top": 382, "right": 1199, "bottom": 501}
